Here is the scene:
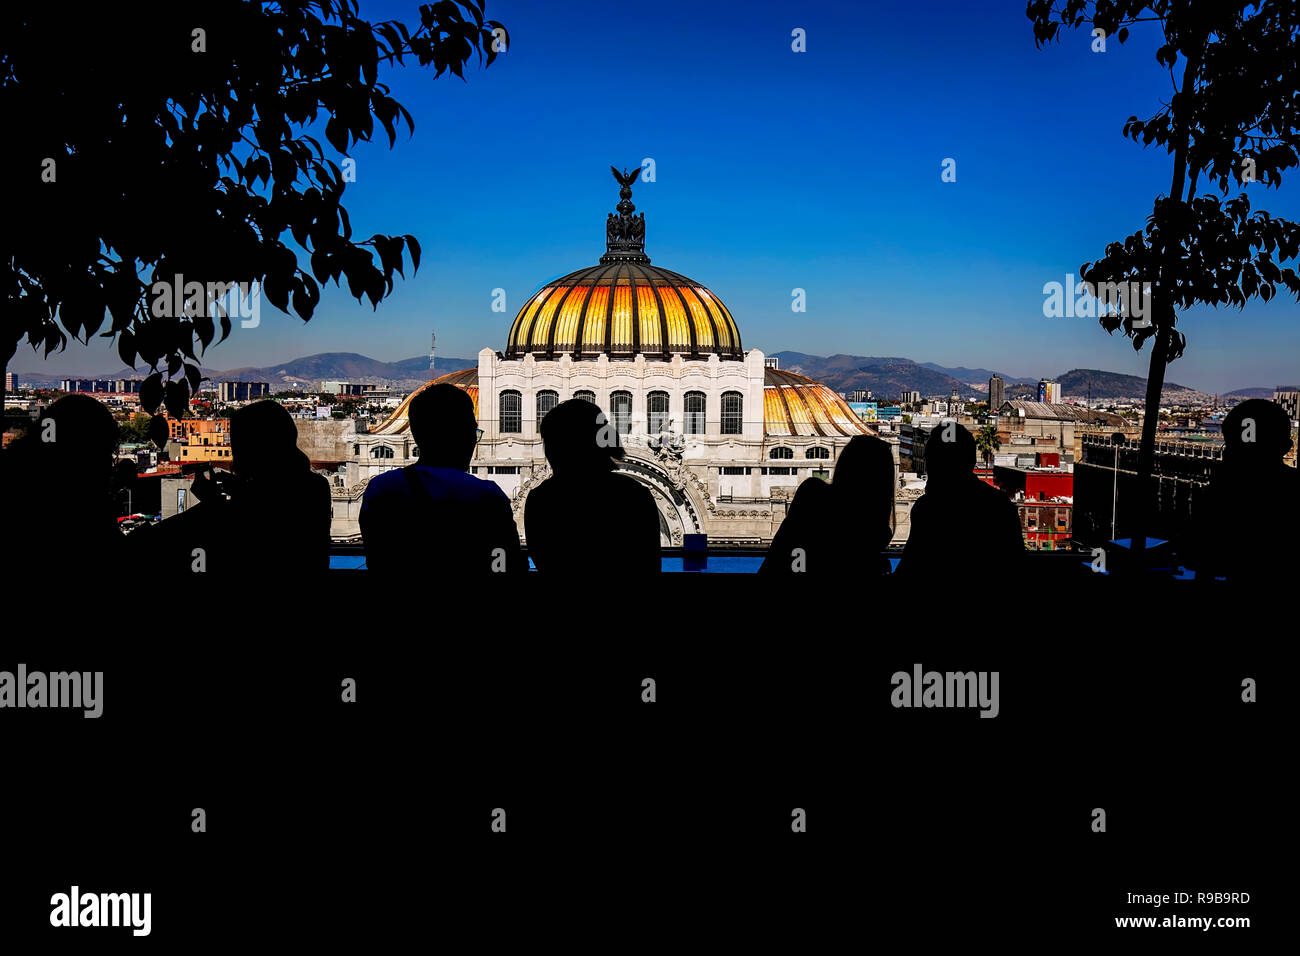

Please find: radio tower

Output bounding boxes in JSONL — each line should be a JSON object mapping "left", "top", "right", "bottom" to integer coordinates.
{"left": 429, "top": 331, "right": 437, "bottom": 380}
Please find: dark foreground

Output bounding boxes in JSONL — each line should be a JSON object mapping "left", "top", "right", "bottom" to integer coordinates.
{"left": 1, "top": 573, "right": 1278, "bottom": 947}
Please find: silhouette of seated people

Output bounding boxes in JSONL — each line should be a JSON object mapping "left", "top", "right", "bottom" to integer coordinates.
{"left": 132, "top": 399, "right": 332, "bottom": 573}
{"left": 895, "top": 422, "right": 1023, "bottom": 577}
{"left": 361, "top": 383, "right": 523, "bottom": 573}
{"left": 759, "top": 435, "right": 894, "bottom": 575}
{"left": 1182, "top": 398, "right": 1299, "bottom": 583}
{"left": 3, "top": 393, "right": 125, "bottom": 568}
{"left": 524, "top": 398, "right": 661, "bottom": 573}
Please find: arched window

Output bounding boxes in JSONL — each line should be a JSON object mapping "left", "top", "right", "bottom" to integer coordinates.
{"left": 370, "top": 445, "right": 394, "bottom": 459}
{"left": 574, "top": 390, "right": 596, "bottom": 404}
{"left": 411, "top": 446, "right": 420, "bottom": 458}
{"left": 769, "top": 446, "right": 793, "bottom": 460}
{"left": 647, "top": 391, "right": 669, "bottom": 433}
{"left": 500, "top": 390, "right": 521, "bottom": 433}
{"left": 721, "top": 391, "right": 743, "bottom": 435}
{"left": 684, "top": 392, "right": 706, "bottom": 435}
{"left": 536, "top": 390, "right": 558, "bottom": 423}
{"left": 805, "top": 446, "right": 830, "bottom": 459}
{"left": 611, "top": 390, "right": 633, "bottom": 436}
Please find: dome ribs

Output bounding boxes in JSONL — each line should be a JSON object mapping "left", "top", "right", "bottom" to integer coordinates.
{"left": 605, "top": 260, "right": 624, "bottom": 356}
{"left": 646, "top": 279, "right": 673, "bottom": 359}
{"left": 547, "top": 281, "right": 588, "bottom": 356}
{"left": 660, "top": 282, "right": 699, "bottom": 356}
{"left": 502, "top": 264, "right": 742, "bottom": 361}
{"left": 577, "top": 263, "right": 617, "bottom": 358}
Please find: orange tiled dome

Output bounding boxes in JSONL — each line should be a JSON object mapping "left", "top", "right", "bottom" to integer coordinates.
{"left": 763, "top": 368, "right": 875, "bottom": 437}
{"left": 506, "top": 262, "right": 742, "bottom": 361}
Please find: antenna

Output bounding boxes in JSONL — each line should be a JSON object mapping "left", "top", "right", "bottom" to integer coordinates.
{"left": 429, "top": 331, "right": 437, "bottom": 380}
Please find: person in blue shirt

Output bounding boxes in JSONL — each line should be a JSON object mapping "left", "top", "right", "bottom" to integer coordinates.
{"left": 360, "top": 383, "right": 523, "bottom": 574}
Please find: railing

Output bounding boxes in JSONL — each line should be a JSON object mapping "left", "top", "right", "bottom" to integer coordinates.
{"left": 326, "top": 544, "right": 1106, "bottom": 575}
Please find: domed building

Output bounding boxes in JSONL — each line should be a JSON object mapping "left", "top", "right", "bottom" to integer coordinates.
{"left": 336, "top": 168, "right": 874, "bottom": 546}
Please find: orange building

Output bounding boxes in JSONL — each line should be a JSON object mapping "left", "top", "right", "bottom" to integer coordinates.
{"left": 167, "top": 417, "right": 230, "bottom": 441}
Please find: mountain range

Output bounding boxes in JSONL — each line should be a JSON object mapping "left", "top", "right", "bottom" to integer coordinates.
{"left": 14, "top": 350, "right": 1293, "bottom": 403}
{"left": 771, "top": 353, "right": 1218, "bottom": 403}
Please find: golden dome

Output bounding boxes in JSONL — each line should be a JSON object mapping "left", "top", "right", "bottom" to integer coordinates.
{"left": 763, "top": 368, "right": 875, "bottom": 437}
{"left": 505, "top": 165, "right": 742, "bottom": 361}
{"left": 506, "top": 262, "right": 743, "bottom": 361}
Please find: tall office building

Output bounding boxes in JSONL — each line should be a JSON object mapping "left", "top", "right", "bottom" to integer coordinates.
{"left": 989, "top": 375, "right": 1005, "bottom": 410}
{"left": 217, "top": 381, "right": 270, "bottom": 402}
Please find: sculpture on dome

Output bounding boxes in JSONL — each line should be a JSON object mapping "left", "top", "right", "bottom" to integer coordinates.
{"left": 601, "top": 164, "right": 650, "bottom": 263}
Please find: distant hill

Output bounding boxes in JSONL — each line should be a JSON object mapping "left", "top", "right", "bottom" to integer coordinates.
{"left": 772, "top": 352, "right": 970, "bottom": 398}
{"left": 16, "top": 349, "right": 1275, "bottom": 405}
{"left": 16, "top": 351, "right": 478, "bottom": 390}
{"left": 213, "top": 351, "right": 476, "bottom": 388}
{"left": 1223, "top": 385, "right": 1298, "bottom": 399}
{"left": 768, "top": 354, "right": 1212, "bottom": 403}
{"left": 919, "top": 362, "right": 1035, "bottom": 386}
{"left": 1055, "top": 368, "right": 1207, "bottom": 403}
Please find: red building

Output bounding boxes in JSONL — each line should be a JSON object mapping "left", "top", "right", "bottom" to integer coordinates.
{"left": 991, "top": 466, "right": 1074, "bottom": 551}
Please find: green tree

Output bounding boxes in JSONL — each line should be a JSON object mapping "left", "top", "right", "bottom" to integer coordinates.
{"left": 975, "top": 423, "right": 1002, "bottom": 475}
{"left": 118, "top": 412, "right": 155, "bottom": 445}
{"left": 1, "top": 0, "right": 507, "bottom": 417}
{"left": 1029, "top": 1, "right": 1300, "bottom": 562}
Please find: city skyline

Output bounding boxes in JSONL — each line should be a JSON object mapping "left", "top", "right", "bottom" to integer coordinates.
{"left": 13, "top": 0, "right": 1300, "bottom": 392}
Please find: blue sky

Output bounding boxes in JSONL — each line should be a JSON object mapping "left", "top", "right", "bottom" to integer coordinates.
{"left": 37, "top": 0, "right": 1300, "bottom": 392}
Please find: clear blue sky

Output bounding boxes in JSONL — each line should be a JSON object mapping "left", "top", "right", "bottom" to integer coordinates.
{"left": 37, "top": 0, "right": 1300, "bottom": 392}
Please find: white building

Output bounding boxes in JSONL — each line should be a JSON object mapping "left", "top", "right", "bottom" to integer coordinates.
{"left": 332, "top": 169, "right": 875, "bottom": 546}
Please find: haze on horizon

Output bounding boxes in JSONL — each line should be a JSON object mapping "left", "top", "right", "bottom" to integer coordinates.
{"left": 20, "top": 0, "right": 1300, "bottom": 394}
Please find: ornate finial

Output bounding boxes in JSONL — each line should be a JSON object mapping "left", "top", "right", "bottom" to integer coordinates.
{"left": 601, "top": 165, "right": 649, "bottom": 263}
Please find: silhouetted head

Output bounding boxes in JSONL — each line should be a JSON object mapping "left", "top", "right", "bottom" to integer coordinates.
{"left": 832, "top": 435, "right": 896, "bottom": 533}
{"left": 1222, "top": 399, "right": 1293, "bottom": 468}
{"left": 925, "top": 422, "right": 976, "bottom": 484}
{"left": 230, "top": 401, "right": 309, "bottom": 478}
{"left": 35, "top": 394, "right": 119, "bottom": 469}
{"left": 541, "top": 399, "right": 624, "bottom": 477}
{"left": 407, "top": 383, "right": 478, "bottom": 470}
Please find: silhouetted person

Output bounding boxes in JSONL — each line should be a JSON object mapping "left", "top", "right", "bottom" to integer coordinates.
{"left": 361, "top": 383, "right": 522, "bottom": 573}
{"left": 759, "top": 435, "right": 894, "bottom": 575}
{"left": 525, "top": 399, "right": 660, "bottom": 573}
{"left": 895, "top": 423, "right": 1022, "bottom": 577}
{"left": 131, "top": 400, "right": 332, "bottom": 573}
{"left": 2, "top": 394, "right": 124, "bottom": 568}
{"left": 225, "top": 400, "right": 333, "bottom": 570}
{"left": 1183, "top": 399, "right": 1299, "bottom": 583}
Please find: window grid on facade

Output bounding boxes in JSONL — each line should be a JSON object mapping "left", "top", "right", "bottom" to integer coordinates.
{"left": 685, "top": 391, "right": 706, "bottom": 434}
{"left": 769, "top": 446, "right": 793, "bottom": 460}
{"left": 574, "top": 390, "right": 596, "bottom": 404}
{"left": 805, "top": 446, "right": 829, "bottom": 459}
{"left": 647, "top": 391, "right": 669, "bottom": 434}
{"left": 500, "top": 390, "right": 522, "bottom": 433}
{"left": 536, "top": 390, "right": 558, "bottom": 424}
{"left": 721, "top": 391, "right": 742, "bottom": 435}
{"left": 611, "top": 390, "right": 633, "bottom": 436}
